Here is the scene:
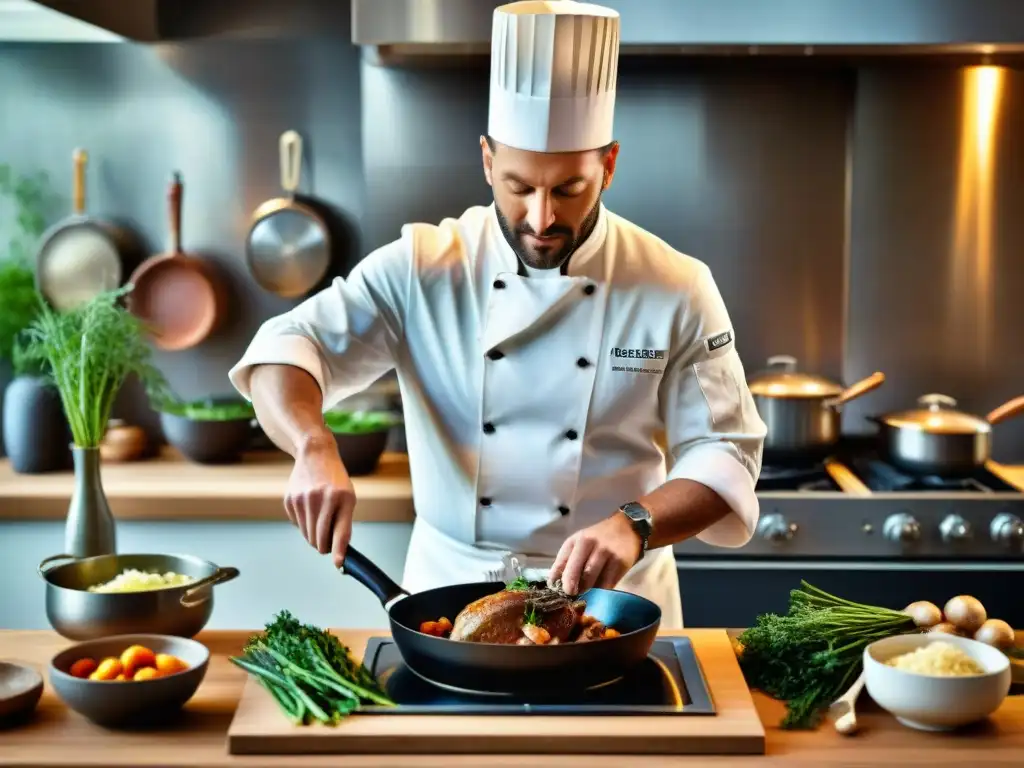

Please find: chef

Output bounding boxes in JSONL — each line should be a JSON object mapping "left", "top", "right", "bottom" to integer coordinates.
{"left": 228, "top": 0, "right": 766, "bottom": 629}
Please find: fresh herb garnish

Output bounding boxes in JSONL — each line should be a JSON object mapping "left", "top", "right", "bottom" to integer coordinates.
{"left": 505, "top": 576, "right": 531, "bottom": 592}
{"left": 229, "top": 610, "right": 394, "bottom": 725}
{"left": 738, "top": 581, "right": 916, "bottom": 729}
{"left": 523, "top": 603, "right": 540, "bottom": 626}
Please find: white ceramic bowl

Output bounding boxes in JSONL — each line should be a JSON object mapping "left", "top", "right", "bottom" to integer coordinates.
{"left": 864, "top": 633, "right": 1011, "bottom": 731}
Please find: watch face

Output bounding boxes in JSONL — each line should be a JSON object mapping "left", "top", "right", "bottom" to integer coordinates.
{"left": 623, "top": 502, "right": 651, "bottom": 522}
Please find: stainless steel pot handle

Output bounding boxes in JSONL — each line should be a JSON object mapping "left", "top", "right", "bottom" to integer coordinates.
{"left": 766, "top": 355, "right": 798, "bottom": 370}
{"left": 179, "top": 566, "right": 241, "bottom": 608}
{"left": 918, "top": 393, "right": 957, "bottom": 410}
{"left": 38, "top": 554, "right": 77, "bottom": 577}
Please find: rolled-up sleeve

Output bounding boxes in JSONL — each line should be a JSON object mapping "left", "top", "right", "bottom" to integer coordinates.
{"left": 659, "top": 263, "right": 767, "bottom": 547}
{"left": 228, "top": 237, "right": 409, "bottom": 410}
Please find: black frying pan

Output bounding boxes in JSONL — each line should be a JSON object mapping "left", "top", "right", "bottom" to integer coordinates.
{"left": 340, "top": 547, "right": 662, "bottom": 697}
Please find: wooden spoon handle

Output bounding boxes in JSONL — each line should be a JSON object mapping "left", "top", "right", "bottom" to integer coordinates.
{"left": 72, "top": 148, "right": 86, "bottom": 215}
{"left": 168, "top": 172, "right": 182, "bottom": 253}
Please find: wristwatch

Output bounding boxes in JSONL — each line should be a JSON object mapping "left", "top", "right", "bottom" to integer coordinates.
{"left": 619, "top": 501, "right": 653, "bottom": 562}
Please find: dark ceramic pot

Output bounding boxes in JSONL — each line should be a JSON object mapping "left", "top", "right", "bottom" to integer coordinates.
{"left": 159, "top": 411, "right": 254, "bottom": 465}
{"left": 2, "top": 375, "right": 72, "bottom": 473}
{"left": 333, "top": 429, "right": 389, "bottom": 476}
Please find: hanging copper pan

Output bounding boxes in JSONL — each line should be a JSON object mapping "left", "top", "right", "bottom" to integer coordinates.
{"left": 126, "top": 172, "right": 225, "bottom": 351}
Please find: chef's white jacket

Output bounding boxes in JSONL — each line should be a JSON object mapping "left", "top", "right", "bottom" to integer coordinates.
{"left": 229, "top": 203, "right": 767, "bottom": 628}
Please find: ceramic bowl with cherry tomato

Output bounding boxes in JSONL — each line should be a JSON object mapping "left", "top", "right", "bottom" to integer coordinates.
{"left": 49, "top": 634, "right": 209, "bottom": 727}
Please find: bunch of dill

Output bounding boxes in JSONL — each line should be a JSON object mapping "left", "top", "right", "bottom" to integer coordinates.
{"left": 737, "top": 581, "right": 917, "bottom": 729}
{"left": 17, "top": 286, "right": 169, "bottom": 447}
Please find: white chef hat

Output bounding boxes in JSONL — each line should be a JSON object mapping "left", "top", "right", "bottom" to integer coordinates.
{"left": 488, "top": 1, "right": 621, "bottom": 153}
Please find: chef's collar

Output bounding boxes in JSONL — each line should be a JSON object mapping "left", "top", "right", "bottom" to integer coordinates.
{"left": 494, "top": 203, "right": 608, "bottom": 279}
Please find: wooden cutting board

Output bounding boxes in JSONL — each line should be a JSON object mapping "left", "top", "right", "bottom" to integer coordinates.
{"left": 226, "top": 629, "right": 766, "bottom": 756}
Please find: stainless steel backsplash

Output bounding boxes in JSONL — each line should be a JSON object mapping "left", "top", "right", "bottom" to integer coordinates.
{"left": 1, "top": 34, "right": 1022, "bottom": 458}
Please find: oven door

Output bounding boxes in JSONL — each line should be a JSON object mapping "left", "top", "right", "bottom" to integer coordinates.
{"left": 676, "top": 558, "right": 1024, "bottom": 629}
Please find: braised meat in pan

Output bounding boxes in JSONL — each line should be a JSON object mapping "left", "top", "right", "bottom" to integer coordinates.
{"left": 419, "top": 580, "right": 621, "bottom": 645}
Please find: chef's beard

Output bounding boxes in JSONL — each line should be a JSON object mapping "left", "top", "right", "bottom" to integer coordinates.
{"left": 494, "top": 195, "right": 602, "bottom": 272}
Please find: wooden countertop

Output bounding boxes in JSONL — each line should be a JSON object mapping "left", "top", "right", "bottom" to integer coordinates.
{"left": 0, "top": 448, "right": 414, "bottom": 523}
{"left": 0, "top": 629, "right": 1021, "bottom": 767}
{"left": 1, "top": 450, "right": 1021, "bottom": 525}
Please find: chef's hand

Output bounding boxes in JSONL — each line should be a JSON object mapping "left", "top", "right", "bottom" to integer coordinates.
{"left": 548, "top": 513, "right": 642, "bottom": 595}
{"left": 284, "top": 439, "right": 356, "bottom": 569}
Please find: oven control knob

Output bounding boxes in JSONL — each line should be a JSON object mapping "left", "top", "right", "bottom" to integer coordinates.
{"left": 940, "top": 514, "right": 973, "bottom": 543}
{"left": 990, "top": 513, "right": 1024, "bottom": 551}
{"left": 883, "top": 512, "right": 921, "bottom": 544}
{"left": 757, "top": 513, "right": 797, "bottom": 542}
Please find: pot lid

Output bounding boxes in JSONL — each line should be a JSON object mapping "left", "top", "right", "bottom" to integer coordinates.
{"left": 747, "top": 355, "right": 845, "bottom": 398}
{"left": 878, "top": 394, "right": 991, "bottom": 434}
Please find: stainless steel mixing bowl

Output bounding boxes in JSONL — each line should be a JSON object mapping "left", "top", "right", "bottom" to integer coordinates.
{"left": 38, "top": 553, "right": 240, "bottom": 640}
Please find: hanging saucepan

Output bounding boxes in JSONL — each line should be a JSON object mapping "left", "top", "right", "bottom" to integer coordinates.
{"left": 35, "top": 148, "right": 134, "bottom": 311}
{"left": 870, "top": 393, "right": 1024, "bottom": 476}
{"left": 748, "top": 355, "right": 886, "bottom": 461}
{"left": 244, "top": 130, "right": 331, "bottom": 299}
{"left": 126, "top": 172, "right": 226, "bottom": 351}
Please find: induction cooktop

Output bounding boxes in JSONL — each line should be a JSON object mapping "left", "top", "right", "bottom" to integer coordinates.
{"left": 354, "top": 636, "right": 716, "bottom": 716}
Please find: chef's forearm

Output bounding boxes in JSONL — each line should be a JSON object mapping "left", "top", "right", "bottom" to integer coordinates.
{"left": 249, "top": 364, "right": 336, "bottom": 458}
{"left": 635, "top": 479, "right": 733, "bottom": 549}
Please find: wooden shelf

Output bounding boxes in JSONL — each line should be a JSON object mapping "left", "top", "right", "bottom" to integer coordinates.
{"left": 0, "top": 447, "right": 414, "bottom": 523}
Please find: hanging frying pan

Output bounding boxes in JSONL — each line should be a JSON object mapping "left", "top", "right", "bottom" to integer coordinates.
{"left": 244, "top": 130, "right": 331, "bottom": 298}
{"left": 35, "top": 148, "right": 130, "bottom": 311}
{"left": 126, "top": 172, "right": 225, "bottom": 351}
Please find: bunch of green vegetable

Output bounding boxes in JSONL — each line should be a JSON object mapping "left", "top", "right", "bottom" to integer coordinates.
{"left": 158, "top": 397, "right": 255, "bottom": 421}
{"left": 737, "top": 581, "right": 917, "bottom": 729}
{"left": 323, "top": 409, "right": 401, "bottom": 434}
{"left": 17, "top": 286, "right": 170, "bottom": 448}
{"left": 230, "top": 611, "right": 394, "bottom": 725}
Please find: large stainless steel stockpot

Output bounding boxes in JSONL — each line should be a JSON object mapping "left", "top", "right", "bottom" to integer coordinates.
{"left": 38, "top": 552, "right": 239, "bottom": 641}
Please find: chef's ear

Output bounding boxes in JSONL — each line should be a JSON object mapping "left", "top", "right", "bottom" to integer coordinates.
{"left": 480, "top": 135, "right": 495, "bottom": 187}
{"left": 600, "top": 141, "right": 620, "bottom": 191}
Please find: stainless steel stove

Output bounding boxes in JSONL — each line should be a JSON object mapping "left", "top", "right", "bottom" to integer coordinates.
{"left": 674, "top": 440, "right": 1024, "bottom": 628}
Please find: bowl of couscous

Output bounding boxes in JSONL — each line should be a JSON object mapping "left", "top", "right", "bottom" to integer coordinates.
{"left": 37, "top": 553, "right": 240, "bottom": 641}
{"left": 864, "top": 633, "right": 1011, "bottom": 731}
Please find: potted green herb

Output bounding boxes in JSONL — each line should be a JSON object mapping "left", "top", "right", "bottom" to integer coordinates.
{"left": 156, "top": 395, "right": 256, "bottom": 465}
{"left": 19, "top": 286, "right": 167, "bottom": 557}
{"left": 0, "top": 165, "right": 52, "bottom": 458}
{"left": 323, "top": 409, "right": 403, "bottom": 476}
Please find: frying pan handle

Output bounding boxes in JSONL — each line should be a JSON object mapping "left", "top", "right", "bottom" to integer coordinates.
{"left": 339, "top": 545, "right": 410, "bottom": 610}
{"left": 280, "top": 130, "right": 303, "bottom": 195}
{"left": 72, "top": 148, "right": 86, "bottom": 215}
{"left": 168, "top": 172, "right": 183, "bottom": 253}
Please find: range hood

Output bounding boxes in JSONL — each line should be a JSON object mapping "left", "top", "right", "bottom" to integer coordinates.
{"left": 353, "top": 0, "right": 1024, "bottom": 59}
{"left": 12, "top": 0, "right": 1024, "bottom": 51}
{"left": 0, "top": 0, "right": 123, "bottom": 41}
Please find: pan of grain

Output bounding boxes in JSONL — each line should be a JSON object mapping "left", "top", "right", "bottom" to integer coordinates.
{"left": 126, "top": 172, "right": 225, "bottom": 351}
{"left": 337, "top": 546, "right": 661, "bottom": 696}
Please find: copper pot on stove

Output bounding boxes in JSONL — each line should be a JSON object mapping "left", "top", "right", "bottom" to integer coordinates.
{"left": 748, "top": 356, "right": 886, "bottom": 462}
{"left": 870, "top": 393, "right": 1024, "bottom": 476}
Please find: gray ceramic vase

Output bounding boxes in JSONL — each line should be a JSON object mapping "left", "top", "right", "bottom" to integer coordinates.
{"left": 65, "top": 446, "right": 116, "bottom": 559}
{"left": 2, "top": 375, "right": 72, "bottom": 473}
